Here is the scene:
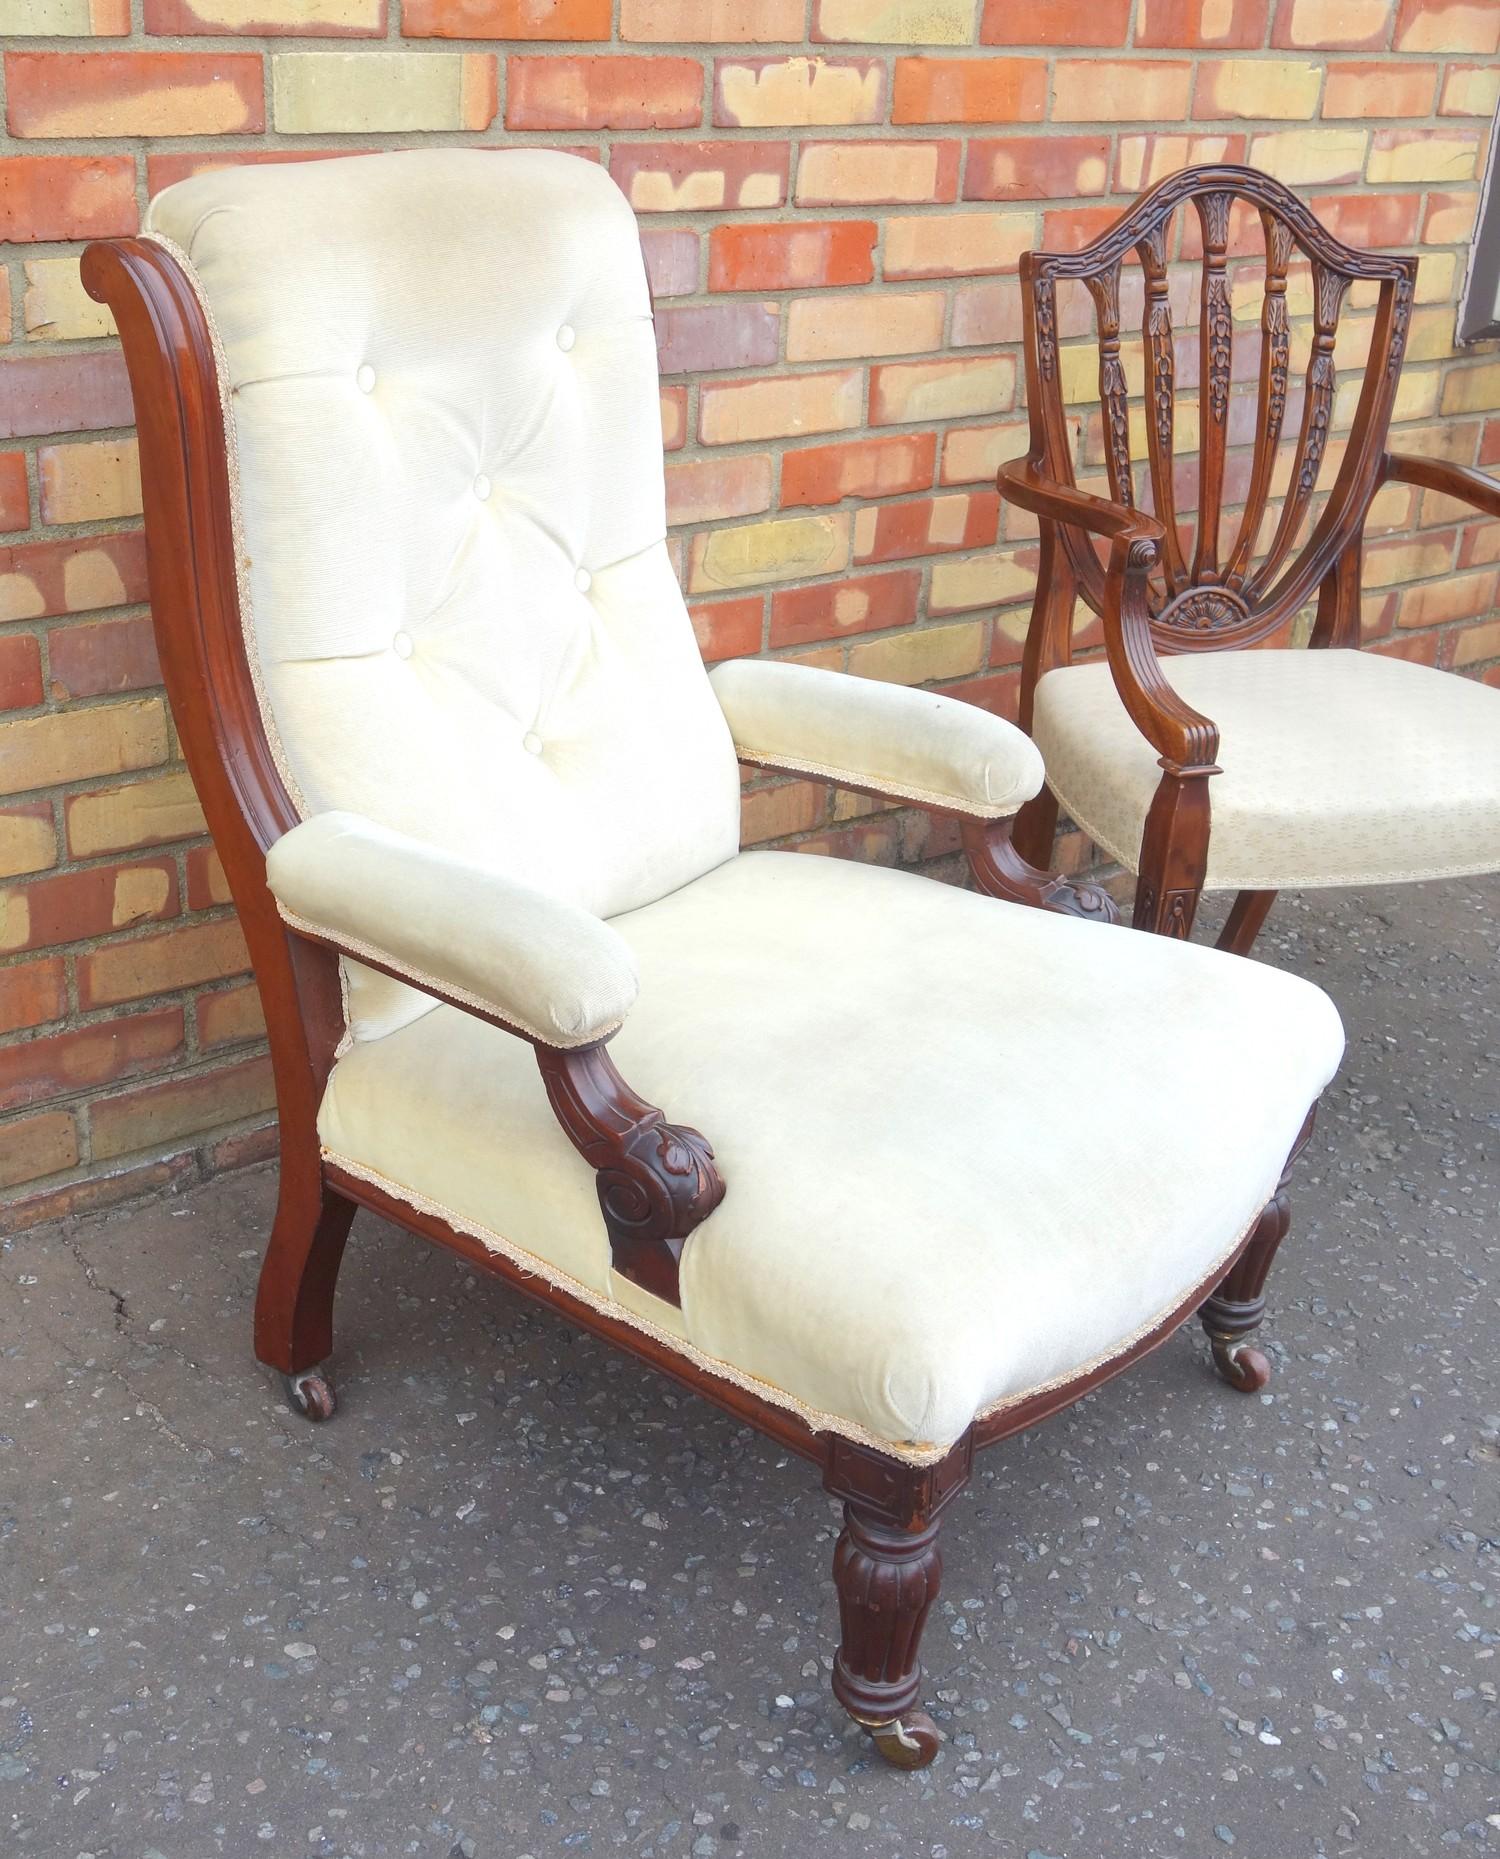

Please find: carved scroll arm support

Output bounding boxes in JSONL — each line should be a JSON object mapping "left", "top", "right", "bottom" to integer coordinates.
{"left": 961, "top": 817, "right": 1118, "bottom": 923}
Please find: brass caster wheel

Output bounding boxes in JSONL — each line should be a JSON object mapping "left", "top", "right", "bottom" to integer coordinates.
{"left": 864, "top": 1709, "right": 940, "bottom": 1770}
{"left": 1211, "top": 1335, "right": 1271, "bottom": 1394}
{"left": 284, "top": 1368, "right": 337, "bottom": 1422}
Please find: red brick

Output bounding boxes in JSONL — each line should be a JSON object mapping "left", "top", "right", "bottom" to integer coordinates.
{"left": 0, "top": 534, "right": 148, "bottom": 627}
{"left": 709, "top": 220, "right": 876, "bottom": 291}
{"left": 208, "top": 1119, "right": 279, "bottom": 1174}
{"left": 197, "top": 978, "right": 265, "bottom": 1049}
{"left": 1136, "top": 0, "right": 1269, "bottom": 42}
{"left": 688, "top": 595, "right": 763, "bottom": 663}
{"left": 640, "top": 227, "right": 698, "bottom": 297}
{"left": 611, "top": 139, "right": 790, "bottom": 211}
{"left": 1, "top": 857, "right": 179, "bottom": 956}
{"left": 0, "top": 1004, "right": 185, "bottom": 1115}
{"left": 660, "top": 384, "right": 688, "bottom": 452}
{"left": 45, "top": 615, "right": 160, "bottom": 704}
{"left": 403, "top": 0, "right": 610, "bottom": 34}
{"left": 852, "top": 491, "right": 999, "bottom": 565}
{"left": 1311, "top": 191, "right": 1422, "bottom": 250}
{"left": 1394, "top": 0, "right": 1500, "bottom": 53}
{"left": 2, "top": 1150, "right": 195, "bottom": 1236}
{"left": 1043, "top": 204, "right": 1127, "bottom": 253}
{"left": 964, "top": 134, "right": 1111, "bottom": 201}
{"left": 0, "top": 954, "right": 66, "bottom": 1036}
{"left": 781, "top": 434, "right": 936, "bottom": 508}
{"left": 185, "top": 845, "right": 229, "bottom": 910}
{"left": 146, "top": 0, "right": 386, "bottom": 31}
{"left": 981, "top": 0, "right": 1131, "bottom": 43}
{"left": 1480, "top": 418, "right": 1500, "bottom": 468}
{"left": 0, "top": 155, "right": 136, "bottom": 243}
{"left": 1323, "top": 60, "right": 1439, "bottom": 118}
{"left": 6, "top": 52, "right": 265, "bottom": 139}
{"left": 770, "top": 568, "right": 921, "bottom": 647}
{"left": 665, "top": 453, "right": 775, "bottom": 526}
{"left": 655, "top": 302, "right": 779, "bottom": 375}
{"left": 0, "top": 634, "right": 43, "bottom": 712}
{"left": 0, "top": 453, "right": 29, "bottom": 533}
{"left": 78, "top": 914, "right": 248, "bottom": 1007}
{"left": 892, "top": 56, "right": 1045, "bottom": 124}
{"left": 1423, "top": 190, "right": 1477, "bottom": 244}
{"left": 91, "top": 1051, "right": 275, "bottom": 1160}
{"left": 0, "top": 352, "right": 133, "bottom": 441}
{"left": 506, "top": 55, "right": 702, "bottom": 130}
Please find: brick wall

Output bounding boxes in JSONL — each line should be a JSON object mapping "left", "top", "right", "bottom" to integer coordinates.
{"left": 3, "top": 0, "right": 1500, "bottom": 1227}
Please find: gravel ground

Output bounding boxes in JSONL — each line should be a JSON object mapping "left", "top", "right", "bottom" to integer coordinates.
{"left": 2, "top": 875, "right": 1497, "bottom": 1859}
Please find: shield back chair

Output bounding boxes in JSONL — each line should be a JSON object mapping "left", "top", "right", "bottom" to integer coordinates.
{"left": 1003, "top": 164, "right": 1500, "bottom": 953}
{"left": 86, "top": 149, "right": 1344, "bottom": 1770}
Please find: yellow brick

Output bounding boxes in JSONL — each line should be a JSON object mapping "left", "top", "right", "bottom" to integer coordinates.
{"left": 796, "top": 141, "right": 950, "bottom": 205}
{"left": 1425, "top": 192, "right": 1478, "bottom": 244}
{"left": 1059, "top": 341, "right": 1145, "bottom": 406}
{"left": 700, "top": 370, "right": 862, "bottom": 444}
{"left": 1415, "top": 251, "right": 1457, "bottom": 303}
{"left": 0, "top": 809, "right": 57, "bottom": 879}
{"left": 1441, "top": 63, "right": 1500, "bottom": 115}
{"left": 940, "top": 418, "right": 1027, "bottom": 485}
{"left": 1276, "top": 0, "right": 1389, "bottom": 45}
{"left": 1363, "top": 536, "right": 1456, "bottom": 589}
{"left": 38, "top": 439, "right": 141, "bottom": 525}
{"left": 1250, "top": 128, "right": 1367, "bottom": 186}
{"left": 1367, "top": 132, "right": 1480, "bottom": 185}
{"left": 872, "top": 355, "right": 1014, "bottom": 426}
{"left": 1053, "top": 60, "right": 1192, "bottom": 124}
{"left": 1200, "top": 59, "right": 1321, "bottom": 120}
{"left": 884, "top": 211, "right": 1033, "bottom": 279}
{"left": 1400, "top": 306, "right": 1462, "bottom": 365}
{"left": 1116, "top": 133, "right": 1241, "bottom": 194}
{"left": 66, "top": 771, "right": 206, "bottom": 858}
{"left": 0, "top": 0, "right": 128, "bottom": 29}
{"left": 688, "top": 513, "right": 851, "bottom": 592}
{"left": 177, "top": 0, "right": 379, "bottom": 23}
{"left": 271, "top": 52, "right": 495, "bottom": 133}
{"left": 1441, "top": 361, "right": 1500, "bottom": 417}
{"left": 739, "top": 778, "right": 827, "bottom": 844}
{"left": 622, "top": 0, "right": 804, "bottom": 38}
{"left": 660, "top": 390, "right": 685, "bottom": 450}
{"left": 815, "top": 0, "right": 973, "bottom": 44}
{"left": 1452, "top": 618, "right": 1500, "bottom": 666}
{"left": 1399, "top": 567, "right": 1498, "bottom": 629}
{"left": 23, "top": 257, "right": 114, "bottom": 341}
{"left": 0, "top": 700, "right": 168, "bottom": 798}
{"left": 928, "top": 554, "right": 1034, "bottom": 615}
{"left": 718, "top": 55, "right": 883, "bottom": 126}
{"left": 786, "top": 290, "right": 944, "bottom": 362}
{"left": 1396, "top": 2, "right": 1500, "bottom": 53}
{"left": 847, "top": 620, "right": 983, "bottom": 683}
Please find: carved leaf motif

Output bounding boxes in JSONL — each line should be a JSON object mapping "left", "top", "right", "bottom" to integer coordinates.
{"left": 1146, "top": 302, "right": 1174, "bottom": 455}
{"left": 1034, "top": 273, "right": 1058, "bottom": 382}
{"left": 1206, "top": 274, "right": 1232, "bottom": 426}
{"left": 1264, "top": 292, "right": 1290, "bottom": 436}
{"left": 1387, "top": 271, "right": 1414, "bottom": 378}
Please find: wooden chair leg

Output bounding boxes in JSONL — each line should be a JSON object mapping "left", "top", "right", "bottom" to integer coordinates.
{"left": 1010, "top": 784, "right": 1060, "bottom": 870}
{"left": 254, "top": 1168, "right": 356, "bottom": 1421}
{"left": 1200, "top": 1107, "right": 1314, "bottom": 1392}
{"left": 1216, "top": 888, "right": 1277, "bottom": 955}
{"left": 1132, "top": 766, "right": 1213, "bottom": 939}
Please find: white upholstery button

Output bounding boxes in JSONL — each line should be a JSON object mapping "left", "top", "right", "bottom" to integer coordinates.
{"left": 574, "top": 567, "right": 592, "bottom": 593}
{"left": 392, "top": 631, "right": 413, "bottom": 659}
{"left": 522, "top": 731, "right": 543, "bottom": 755}
{"left": 356, "top": 365, "right": 375, "bottom": 393}
{"left": 473, "top": 474, "right": 492, "bottom": 502}
{"left": 556, "top": 325, "right": 576, "bottom": 352}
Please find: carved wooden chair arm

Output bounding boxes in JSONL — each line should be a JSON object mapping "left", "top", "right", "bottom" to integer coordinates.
{"left": 998, "top": 459, "right": 1220, "bottom": 775}
{"left": 265, "top": 810, "right": 723, "bottom": 1304}
{"left": 1382, "top": 452, "right": 1500, "bottom": 520}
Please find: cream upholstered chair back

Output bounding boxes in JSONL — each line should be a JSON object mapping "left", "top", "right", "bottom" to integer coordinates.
{"left": 145, "top": 150, "right": 742, "bottom": 1037}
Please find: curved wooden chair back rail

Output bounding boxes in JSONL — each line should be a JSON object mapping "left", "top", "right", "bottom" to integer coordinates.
{"left": 1004, "top": 162, "right": 1500, "bottom": 950}
{"left": 83, "top": 205, "right": 1315, "bottom": 1774}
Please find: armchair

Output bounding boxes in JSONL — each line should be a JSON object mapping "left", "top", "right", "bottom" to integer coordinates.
{"left": 86, "top": 149, "right": 1343, "bottom": 1770}
{"left": 1003, "top": 164, "right": 1500, "bottom": 952}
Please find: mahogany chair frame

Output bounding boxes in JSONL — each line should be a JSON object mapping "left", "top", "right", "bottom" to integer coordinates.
{"left": 86, "top": 231, "right": 1312, "bottom": 1771}
{"left": 1004, "top": 163, "right": 1500, "bottom": 953}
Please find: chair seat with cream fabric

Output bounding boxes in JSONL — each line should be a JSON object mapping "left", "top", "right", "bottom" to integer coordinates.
{"left": 319, "top": 849, "right": 1343, "bottom": 1455}
{"left": 1033, "top": 647, "right": 1500, "bottom": 896}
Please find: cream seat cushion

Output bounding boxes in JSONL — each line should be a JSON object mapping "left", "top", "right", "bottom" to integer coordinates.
{"left": 318, "top": 851, "right": 1343, "bottom": 1458}
{"left": 1032, "top": 647, "right": 1500, "bottom": 892}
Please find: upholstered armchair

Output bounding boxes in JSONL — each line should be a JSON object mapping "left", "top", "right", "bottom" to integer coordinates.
{"left": 86, "top": 150, "right": 1344, "bottom": 1769}
{"left": 1003, "top": 164, "right": 1500, "bottom": 953}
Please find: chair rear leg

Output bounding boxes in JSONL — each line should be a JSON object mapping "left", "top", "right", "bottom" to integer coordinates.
{"left": 1201, "top": 1108, "right": 1315, "bottom": 1391}
{"left": 254, "top": 1167, "right": 355, "bottom": 1421}
{"left": 1216, "top": 888, "right": 1277, "bottom": 955}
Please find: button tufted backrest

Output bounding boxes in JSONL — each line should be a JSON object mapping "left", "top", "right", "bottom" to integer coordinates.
{"left": 145, "top": 150, "right": 742, "bottom": 1038}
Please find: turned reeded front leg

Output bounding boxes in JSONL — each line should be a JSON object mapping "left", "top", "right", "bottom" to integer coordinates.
{"left": 832, "top": 1506, "right": 943, "bottom": 1768}
{"left": 1200, "top": 1108, "right": 1315, "bottom": 1392}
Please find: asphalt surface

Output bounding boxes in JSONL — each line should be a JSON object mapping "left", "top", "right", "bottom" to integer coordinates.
{"left": 2, "top": 874, "right": 1497, "bottom": 1859}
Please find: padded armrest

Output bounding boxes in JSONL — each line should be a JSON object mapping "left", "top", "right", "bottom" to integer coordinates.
{"left": 709, "top": 659, "right": 1045, "bottom": 820}
{"left": 265, "top": 811, "right": 638, "bottom": 1049}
